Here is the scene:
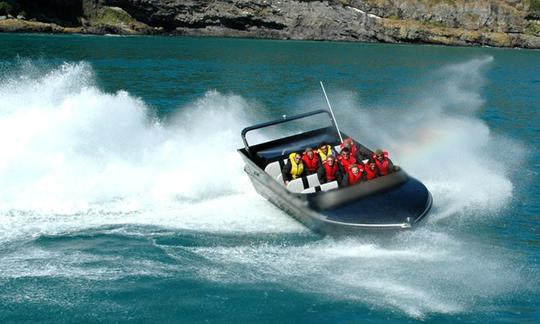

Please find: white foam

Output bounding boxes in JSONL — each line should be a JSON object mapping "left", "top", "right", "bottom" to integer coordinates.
{"left": 0, "top": 62, "right": 263, "bottom": 212}
{"left": 318, "top": 56, "right": 522, "bottom": 223}
{"left": 0, "top": 62, "right": 304, "bottom": 243}
{"left": 0, "top": 58, "right": 532, "bottom": 320}
{"left": 176, "top": 230, "right": 526, "bottom": 318}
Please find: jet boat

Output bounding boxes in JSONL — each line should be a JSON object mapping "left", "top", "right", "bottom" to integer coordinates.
{"left": 238, "top": 109, "right": 432, "bottom": 235}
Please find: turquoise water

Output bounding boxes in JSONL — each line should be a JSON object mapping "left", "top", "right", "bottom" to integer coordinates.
{"left": 0, "top": 33, "right": 539, "bottom": 322}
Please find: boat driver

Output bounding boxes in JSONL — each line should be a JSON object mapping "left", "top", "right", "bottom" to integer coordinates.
{"left": 281, "top": 152, "right": 306, "bottom": 185}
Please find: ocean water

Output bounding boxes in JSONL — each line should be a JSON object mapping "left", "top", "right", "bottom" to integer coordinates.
{"left": 0, "top": 33, "right": 538, "bottom": 322}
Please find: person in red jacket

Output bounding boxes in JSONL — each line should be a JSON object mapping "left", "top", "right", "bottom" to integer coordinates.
{"left": 337, "top": 147, "right": 356, "bottom": 172}
{"left": 373, "top": 149, "right": 395, "bottom": 176}
{"left": 340, "top": 137, "right": 371, "bottom": 160}
{"left": 301, "top": 147, "right": 320, "bottom": 175}
{"left": 343, "top": 163, "right": 366, "bottom": 186}
{"left": 340, "top": 138, "right": 358, "bottom": 159}
{"left": 317, "top": 155, "right": 343, "bottom": 185}
{"left": 364, "top": 160, "right": 379, "bottom": 180}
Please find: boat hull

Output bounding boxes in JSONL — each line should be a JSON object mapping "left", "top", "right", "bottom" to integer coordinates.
{"left": 242, "top": 153, "right": 432, "bottom": 236}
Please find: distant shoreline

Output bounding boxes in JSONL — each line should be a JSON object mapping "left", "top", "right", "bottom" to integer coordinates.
{"left": 1, "top": 0, "right": 540, "bottom": 50}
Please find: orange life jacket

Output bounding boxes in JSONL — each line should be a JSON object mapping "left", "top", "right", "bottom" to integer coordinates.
{"left": 364, "top": 164, "right": 378, "bottom": 180}
{"left": 340, "top": 138, "right": 358, "bottom": 158}
{"left": 337, "top": 155, "right": 356, "bottom": 171}
{"left": 323, "top": 162, "right": 339, "bottom": 182}
{"left": 347, "top": 166, "right": 364, "bottom": 186}
{"left": 302, "top": 153, "right": 319, "bottom": 174}
{"left": 374, "top": 152, "right": 390, "bottom": 176}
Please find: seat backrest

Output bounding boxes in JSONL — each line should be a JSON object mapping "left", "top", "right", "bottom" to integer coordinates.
{"left": 301, "top": 187, "right": 317, "bottom": 194}
{"left": 334, "top": 145, "right": 342, "bottom": 154}
{"left": 320, "top": 181, "right": 339, "bottom": 191}
{"left": 286, "top": 174, "right": 321, "bottom": 193}
{"left": 264, "top": 159, "right": 287, "bottom": 179}
{"left": 307, "top": 173, "right": 320, "bottom": 187}
{"left": 276, "top": 173, "right": 284, "bottom": 185}
{"left": 300, "top": 180, "right": 339, "bottom": 194}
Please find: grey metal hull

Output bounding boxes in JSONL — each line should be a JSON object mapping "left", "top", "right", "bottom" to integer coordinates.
{"left": 242, "top": 153, "right": 432, "bottom": 236}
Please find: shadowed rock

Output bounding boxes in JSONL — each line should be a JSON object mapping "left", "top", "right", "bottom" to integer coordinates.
{"left": 0, "top": 0, "right": 539, "bottom": 48}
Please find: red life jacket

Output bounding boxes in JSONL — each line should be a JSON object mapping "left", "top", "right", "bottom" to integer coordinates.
{"left": 347, "top": 166, "right": 364, "bottom": 186}
{"left": 340, "top": 138, "right": 358, "bottom": 158}
{"left": 302, "top": 153, "right": 319, "bottom": 173}
{"left": 374, "top": 154, "right": 390, "bottom": 176}
{"left": 364, "top": 164, "right": 378, "bottom": 180}
{"left": 323, "top": 162, "right": 339, "bottom": 182}
{"left": 337, "top": 155, "right": 356, "bottom": 171}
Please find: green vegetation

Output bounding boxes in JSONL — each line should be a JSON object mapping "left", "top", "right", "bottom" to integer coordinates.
{"left": 0, "top": 1, "right": 13, "bottom": 16}
{"left": 85, "top": 5, "right": 139, "bottom": 26}
{"left": 96, "top": 6, "right": 136, "bottom": 25}
{"left": 86, "top": 6, "right": 150, "bottom": 33}
{"left": 526, "top": 22, "right": 540, "bottom": 35}
{"left": 464, "top": 12, "right": 480, "bottom": 24}
{"left": 423, "top": 0, "right": 457, "bottom": 7}
{"left": 420, "top": 19, "right": 447, "bottom": 28}
{"left": 529, "top": 0, "right": 540, "bottom": 19}
{"left": 426, "top": 0, "right": 456, "bottom": 4}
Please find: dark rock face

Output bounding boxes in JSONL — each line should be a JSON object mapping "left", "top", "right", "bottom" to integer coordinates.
{"left": 101, "top": 0, "right": 288, "bottom": 32}
{"left": 17, "top": 0, "right": 84, "bottom": 26}
{"left": 95, "top": 0, "right": 540, "bottom": 47}
{"left": 1, "top": 0, "right": 539, "bottom": 48}
{"left": 96, "top": 0, "right": 386, "bottom": 41}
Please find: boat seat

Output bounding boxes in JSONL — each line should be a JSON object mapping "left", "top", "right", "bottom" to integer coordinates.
{"left": 301, "top": 181, "right": 339, "bottom": 193}
{"left": 301, "top": 187, "right": 317, "bottom": 194}
{"left": 321, "top": 181, "right": 339, "bottom": 191}
{"left": 276, "top": 173, "right": 283, "bottom": 184}
{"left": 264, "top": 159, "right": 287, "bottom": 179}
{"left": 286, "top": 174, "right": 321, "bottom": 193}
{"left": 334, "top": 145, "right": 342, "bottom": 154}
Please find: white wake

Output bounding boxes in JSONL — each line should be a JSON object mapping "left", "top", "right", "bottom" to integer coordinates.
{"left": 0, "top": 58, "right": 533, "bottom": 319}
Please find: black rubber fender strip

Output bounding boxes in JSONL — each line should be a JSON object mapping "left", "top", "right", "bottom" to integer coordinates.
{"left": 301, "top": 176, "right": 309, "bottom": 189}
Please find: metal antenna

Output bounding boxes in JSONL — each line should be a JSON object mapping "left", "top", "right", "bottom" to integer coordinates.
{"left": 320, "top": 81, "right": 344, "bottom": 143}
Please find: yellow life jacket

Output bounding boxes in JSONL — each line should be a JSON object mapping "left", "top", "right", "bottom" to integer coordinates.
{"left": 318, "top": 145, "right": 333, "bottom": 162}
{"left": 288, "top": 153, "right": 304, "bottom": 179}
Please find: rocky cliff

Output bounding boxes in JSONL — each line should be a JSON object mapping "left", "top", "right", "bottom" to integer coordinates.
{"left": 1, "top": 0, "right": 539, "bottom": 48}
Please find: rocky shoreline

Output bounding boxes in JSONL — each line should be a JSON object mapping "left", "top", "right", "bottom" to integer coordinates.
{"left": 1, "top": 0, "right": 539, "bottom": 49}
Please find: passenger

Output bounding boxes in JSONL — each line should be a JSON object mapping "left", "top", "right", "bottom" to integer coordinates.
{"left": 337, "top": 147, "right": 356, "bottom": 172}
{"left": 340, "top": 137, "right": 358, "bottom": 159}
{"left": 364, "top": 160, "right": 379, "bottom": 180}
{"left": 301, "top": 147, "right": 320, "bottom": 175}
{"left": 317, "top": 155, "right": 343, "bottom": 185}
{"left": 340, "top": 137, "right": 370, "bottom": 160}
{"left": 281, "top": 152, "right": 306, "bottom": 185}
{"left": 317, "top": 142, "right": 334, "bottom": 161}
{"left": 343, "top": 163, "right": 366, "bottom": 186}
{"left": 373, "top": 149, "right": 395, "bottom": 176}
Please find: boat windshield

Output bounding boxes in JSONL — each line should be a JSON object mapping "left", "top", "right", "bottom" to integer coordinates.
{"left": 244, "top": 111, "right": 334, "bottom": 147}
